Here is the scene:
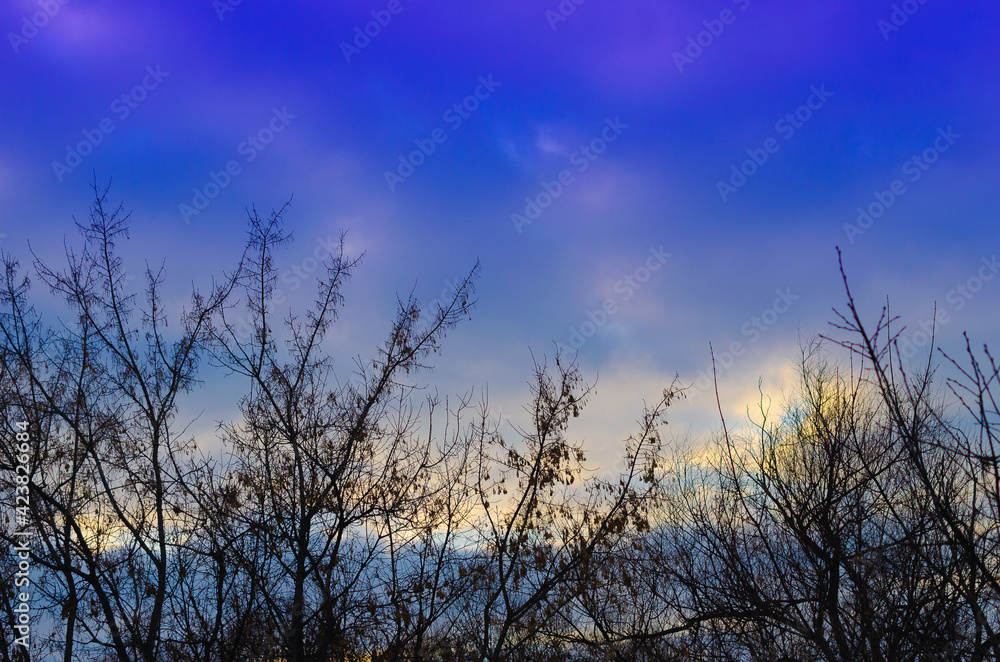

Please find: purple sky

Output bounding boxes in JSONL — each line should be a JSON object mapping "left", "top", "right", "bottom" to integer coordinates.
{"left": 2, "top": 0, "right": 998, "bottom": 464}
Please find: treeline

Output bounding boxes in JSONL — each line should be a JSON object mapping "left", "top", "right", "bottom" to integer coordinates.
{"left": 1, "top": 190, "right": 998, "bottom": 662}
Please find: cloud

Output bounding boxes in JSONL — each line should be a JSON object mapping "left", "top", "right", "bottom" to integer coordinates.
{"left": 32, "top": 5, "right": 173, "bottom": 61}
{"left": 535, "top": 128, "right": 567, "bottom": 155}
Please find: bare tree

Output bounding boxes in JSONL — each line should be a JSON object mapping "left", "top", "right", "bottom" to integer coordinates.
{"left": 0, "top": 182, "right": 240, "bottom": 662}
{"left": 203, "top": 203, "right": 479, "bottom": 662}
{"left": 824, "top": 248, "right": 1000, "bottom": 660}
{"left": 461, "top": 354, "right": 682, "bottom": 662}
{"left": 663, "top": 347, "right": 965, "bottom": 661}
{"left": 636, "top": 252, "right": 999, "bottom": 662}
{"left": 11, "top": 192, "right": 997, "bottom": 662}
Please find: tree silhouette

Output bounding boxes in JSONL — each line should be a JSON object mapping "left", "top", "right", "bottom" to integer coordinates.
{"left": 2, "top": 193, "right": 998, "bottom": 662}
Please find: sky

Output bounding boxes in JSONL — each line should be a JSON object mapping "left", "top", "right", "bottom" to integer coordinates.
{"left": 1, "top": 0, "right": 998, "bottom": 468}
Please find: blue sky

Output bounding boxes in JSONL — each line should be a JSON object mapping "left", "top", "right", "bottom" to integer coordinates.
{"left": 2, "top": 0, "right": 998, "bottom": 464}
